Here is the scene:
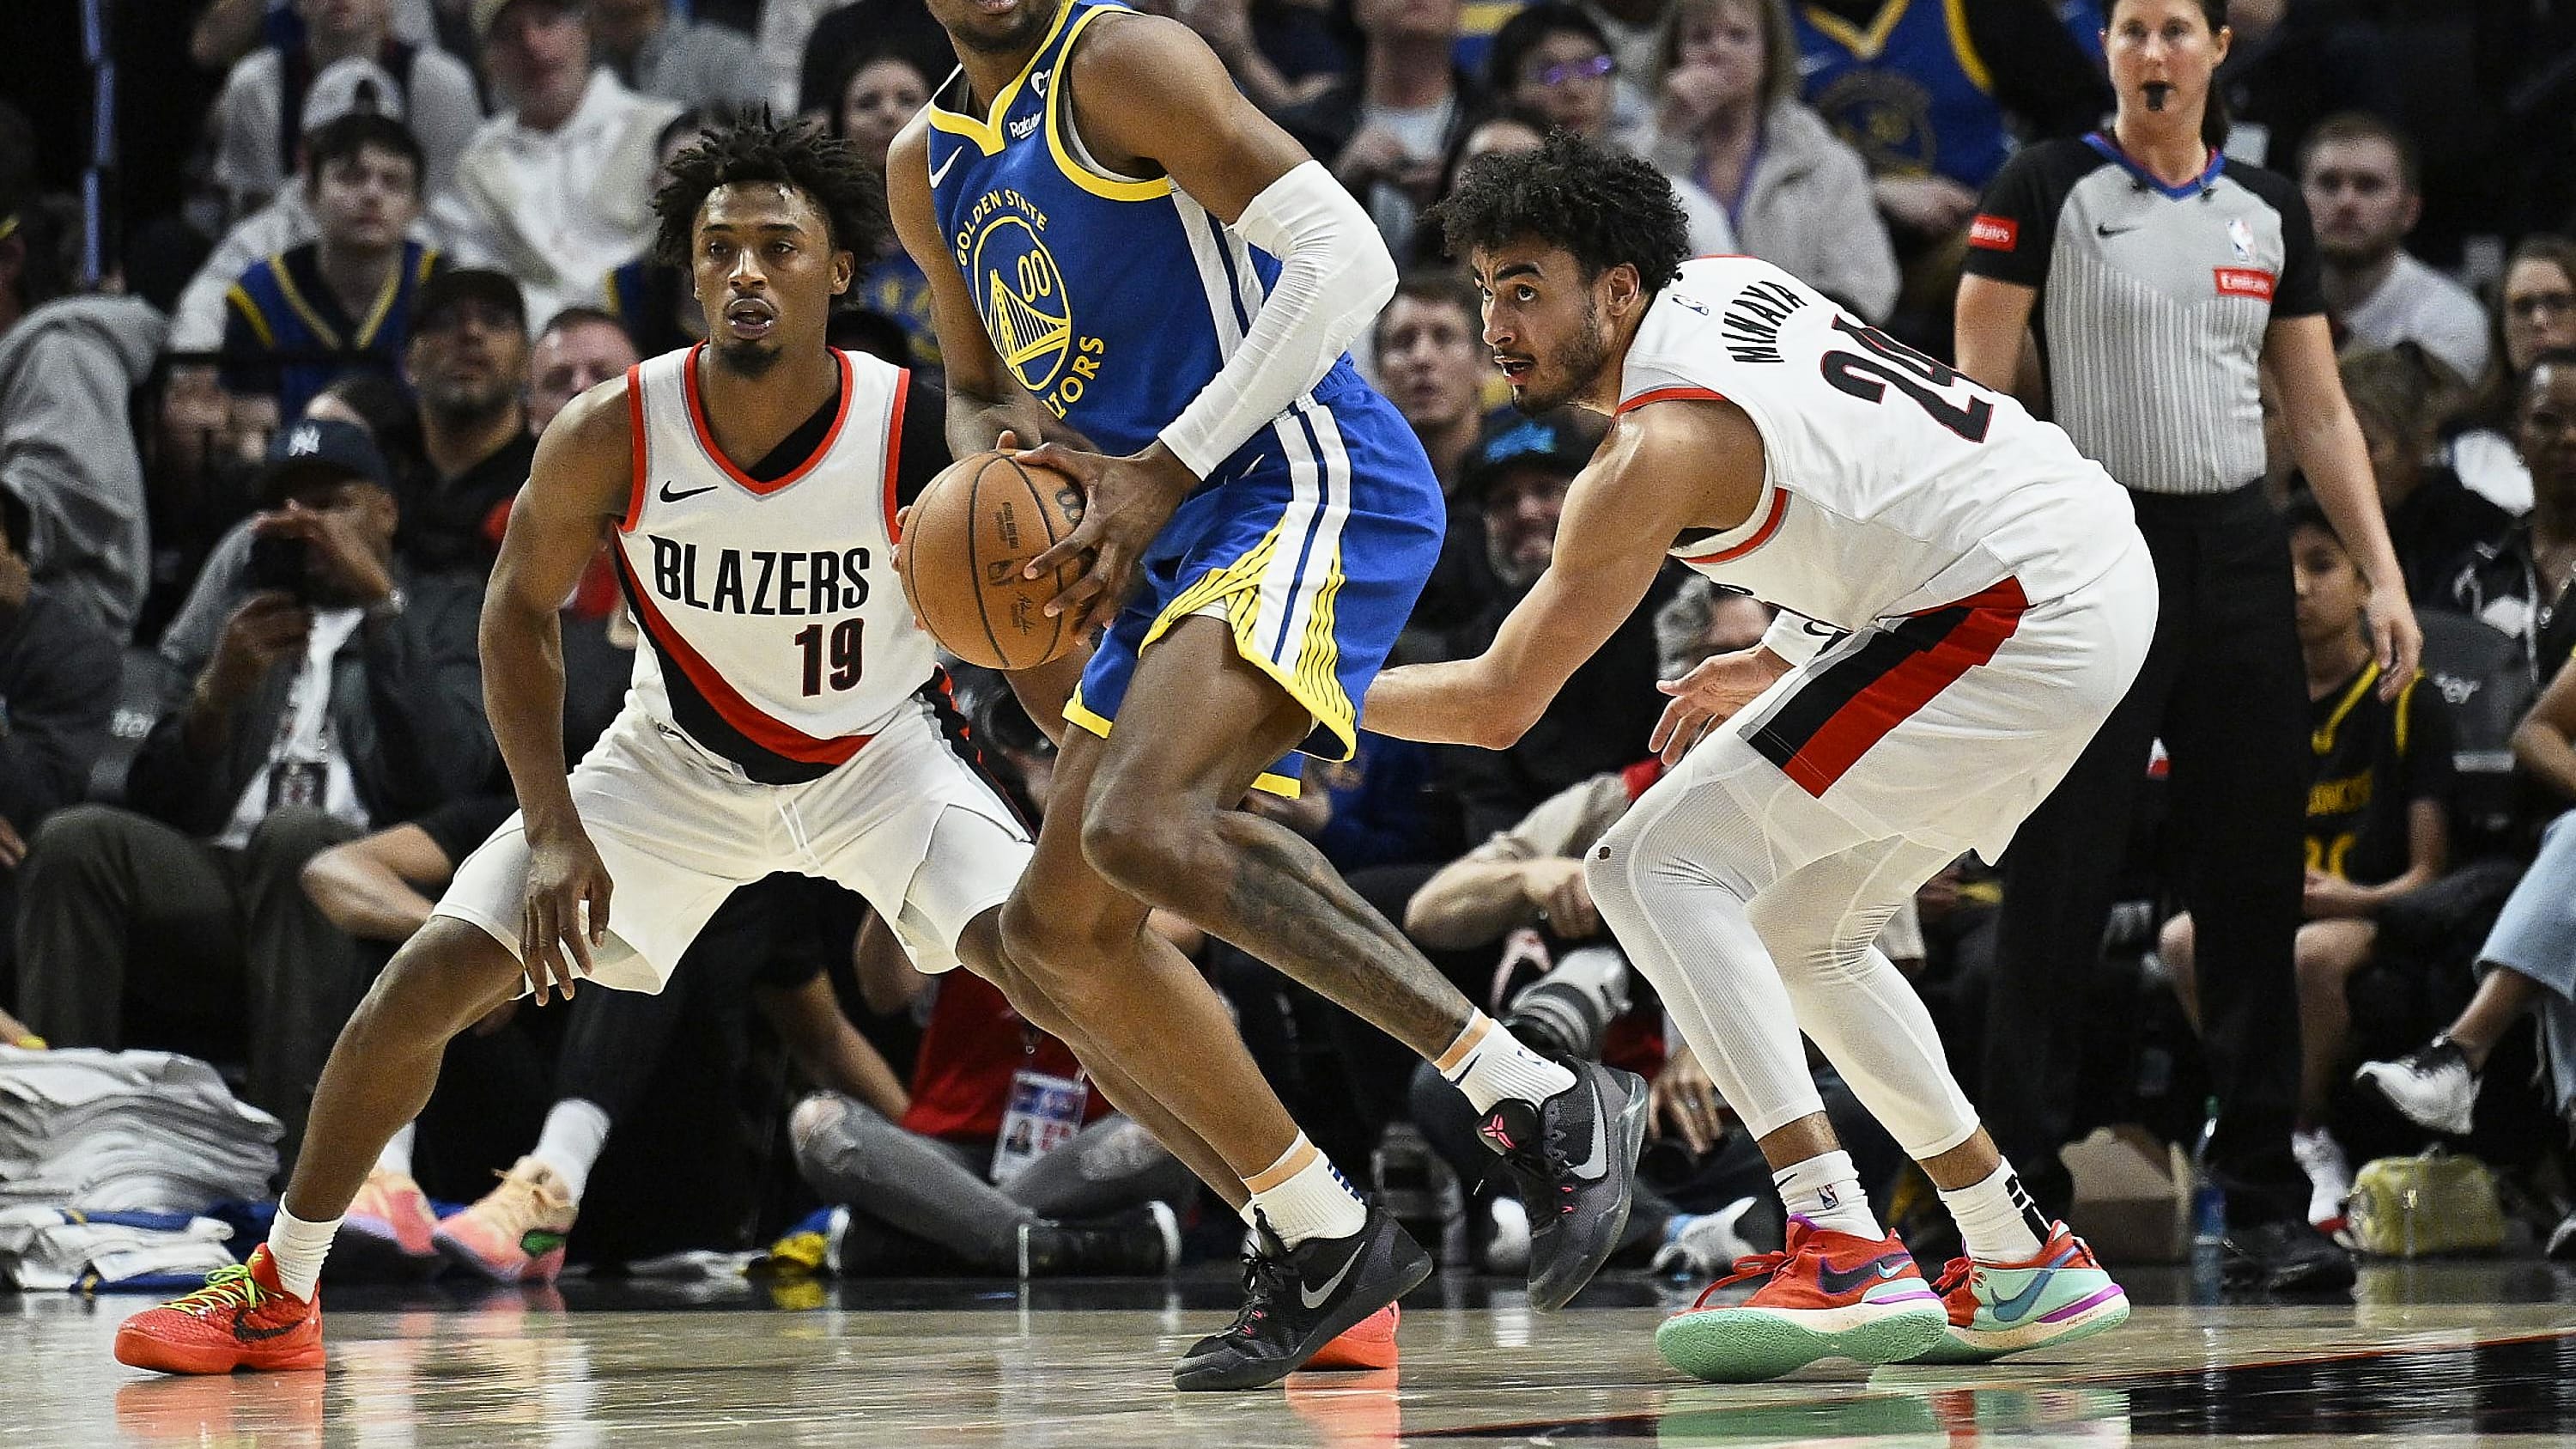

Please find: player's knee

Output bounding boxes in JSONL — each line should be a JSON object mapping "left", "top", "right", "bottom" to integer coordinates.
{"left": 1583, "top": 824, "right": 1642, "bottom": 925}
{"left": 998, "top": 894, "right": 1110, "bottom": 995}
{"left": 1074, "top": 789, "right": 1195, "bottom": 898}
{"left": 349, "top": 922, "right": 519, "bottom": 1050}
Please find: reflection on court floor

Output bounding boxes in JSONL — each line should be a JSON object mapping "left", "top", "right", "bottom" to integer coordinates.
{"left": 17, "top": 1262, "right": 2576, "bottom": 1446}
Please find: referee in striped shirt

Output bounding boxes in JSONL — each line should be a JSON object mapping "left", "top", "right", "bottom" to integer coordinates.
{"left": 1953, "top": 0, "right": 2419, "bottom": 1293}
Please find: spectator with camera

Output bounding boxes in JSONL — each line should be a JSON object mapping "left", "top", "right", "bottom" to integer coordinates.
{"left": 11, "top": 419, "right": 490, "bottom": 1154}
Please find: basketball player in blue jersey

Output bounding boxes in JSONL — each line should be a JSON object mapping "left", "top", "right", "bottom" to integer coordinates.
{"left": 107, "top": 113, "right": 1265, "bottom": 1381}
{"left": 889, "top": 0, "right": 1649, "bottom": 1388}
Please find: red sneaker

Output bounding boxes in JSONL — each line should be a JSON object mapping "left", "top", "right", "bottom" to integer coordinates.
{"left": 1303, "top": 1303, "right": 1400, "bottom": 1371}
{"left": 114, "top": 1245, "right": 324, "bottom": 1375}
{"left": 1654, "top": 1219, "right": 1945, "bottom": 1382}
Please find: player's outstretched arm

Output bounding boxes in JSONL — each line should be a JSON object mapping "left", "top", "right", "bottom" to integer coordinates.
{"left": 1366, "top": 406, "right": 1735, "bottom": 747}
{"left": 1019, "top": 13, "right": 1394, "bottom": 630}
{"left": 484, "top": 376, "right": 633, "bottom": 1002}
{"left": 885, "top": 116, "right": 1077, "bottom": 464}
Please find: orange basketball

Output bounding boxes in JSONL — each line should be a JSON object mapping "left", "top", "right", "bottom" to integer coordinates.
{"left": 896, "top": 450, "right": 1087, "bottom": 671}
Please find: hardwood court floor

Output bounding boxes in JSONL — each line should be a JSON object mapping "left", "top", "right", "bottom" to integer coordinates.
{"left": 15, "top": 1262, "right": 2576, "bottom": 1446}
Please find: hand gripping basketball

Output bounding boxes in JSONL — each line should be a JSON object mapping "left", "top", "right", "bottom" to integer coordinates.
{"left": 1015, "top": 441, "right": 1202, "bottom": 637}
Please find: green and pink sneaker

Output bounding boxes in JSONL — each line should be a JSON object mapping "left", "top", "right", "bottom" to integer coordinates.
{"left": 1908, "top": 1221, "right": 2129, "bottom": 1364}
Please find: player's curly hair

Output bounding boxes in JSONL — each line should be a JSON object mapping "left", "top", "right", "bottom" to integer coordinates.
{"left": 1429, "top": 129, "right": 1692, "bottom": 290}
{"left": 652, "top": 109, "right": 887, "bottom": 270}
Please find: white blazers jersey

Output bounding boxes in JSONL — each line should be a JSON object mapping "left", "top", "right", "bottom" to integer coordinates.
{"left": 1620, "top": 257, "right": 2141, "bottom": 630}
{"left": 617, "top": 344, "right": 940, "bottom": 783}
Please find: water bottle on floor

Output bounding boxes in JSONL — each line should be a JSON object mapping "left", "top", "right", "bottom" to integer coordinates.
{"left": 2190, "top": 1095, "right": 2227, "bottom": 1246}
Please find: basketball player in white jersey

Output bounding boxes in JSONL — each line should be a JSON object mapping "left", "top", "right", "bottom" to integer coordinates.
{"left": 112, "top": 115, "right": 1310, "bottom": 1379}
{"left": 1367, "top": 132, "right": 2179, "bottom": 1382}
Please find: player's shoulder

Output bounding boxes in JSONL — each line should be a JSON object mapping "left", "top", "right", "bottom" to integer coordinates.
{"left": 542, "top": 363, "right": 645, "bottom": 472}
{"left": 888, "top": 107, "right": 935, "bottom": 175}
{"left": 1064, "top": 5, "right": 1228, "bottom": 92}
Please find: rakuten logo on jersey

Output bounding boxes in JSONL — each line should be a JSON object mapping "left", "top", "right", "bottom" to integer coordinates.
{"left": 2214, "top": 267, "right": 2276, "bottom": 300}
{"left": 1967, "top": 215, "right": 2018, "bottom": 251}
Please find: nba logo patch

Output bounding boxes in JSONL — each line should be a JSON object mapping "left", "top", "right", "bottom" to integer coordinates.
{"left": 2227, "top": 217, "right": 2256, "bottom": 262}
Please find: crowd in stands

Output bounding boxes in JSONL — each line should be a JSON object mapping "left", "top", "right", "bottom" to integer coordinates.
{"left": 7, "top": 0, "right": 2576, "bottom": 1292}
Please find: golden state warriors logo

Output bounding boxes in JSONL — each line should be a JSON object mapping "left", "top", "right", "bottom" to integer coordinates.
{"left": 1812, "top": 70, "right": 1936, "bottom": 175}
{"left": 972, "top": 215, "right": 1072, "bottom": 391}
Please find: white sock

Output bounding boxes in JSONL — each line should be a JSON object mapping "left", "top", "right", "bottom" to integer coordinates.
{"left": 528, "top": 1098, "right": 612, "bottom": 1205}
{"left": 1939, "top": 1160, "right": 2050, "bottom": 1263}
{"left": 1438, "top": 1012, "right": 1579, "bottom": 1113}
{"left": 264, "top": 1203, "right": 339, "bottom": 1300}
{"left": 1773, "top": 1150, "right": 1881, "bottom": 1240}
{"left": 375, "top": 1123, "right": 416, "bottom": 1180}
{"left": 1244, "top": 1135, "right": 1368, "bottom": 1246}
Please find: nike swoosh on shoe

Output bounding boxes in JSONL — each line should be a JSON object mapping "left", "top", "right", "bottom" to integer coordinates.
{"left": 1814, "top": 1254, "right": 1912, "bottom": 1295}
{"left": 1300, "top": 1240, "right": 1366, "bottom": 1310}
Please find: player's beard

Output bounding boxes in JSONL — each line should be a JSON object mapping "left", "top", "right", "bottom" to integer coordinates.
{"left": 1513, "top": 298, "right": 1613, "bottom": 415}
{"left": 709, "top": 333, "right": 788, "bottom": 378}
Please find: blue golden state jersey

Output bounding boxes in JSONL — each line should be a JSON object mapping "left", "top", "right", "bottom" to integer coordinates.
{"left": 222, "top": 240, "right": 440, "bottom": 416}
{"left": 920, "top": 0, "right": 1444, "bottom": 783}
{"left": 1795, "top": 0, "right": 2012, "bottom": 190}
{"left": 923, "top": 0, "right": 1379, "bottom": 465}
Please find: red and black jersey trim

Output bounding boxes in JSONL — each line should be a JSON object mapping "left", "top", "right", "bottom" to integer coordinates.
{"left": 612, "top": 553, "right": 863, "bottom": 785}
{"left": 920, "top": 668, "right": 1038, "bottom": 834}
{"left": 1749, "top": 579, "right": 2030, "bottom": 796}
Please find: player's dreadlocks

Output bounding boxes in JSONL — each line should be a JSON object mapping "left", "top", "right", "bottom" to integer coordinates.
{"left": 653, "top": 109, "right": 887, "bottom": 270}
{"left": 1429, "top": 129, "right": 1692, "bottom": 290}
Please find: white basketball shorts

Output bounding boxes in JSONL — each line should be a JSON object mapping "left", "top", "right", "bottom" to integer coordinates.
{"left": 432, "top": 691, "right": 1032, "bottom": 992}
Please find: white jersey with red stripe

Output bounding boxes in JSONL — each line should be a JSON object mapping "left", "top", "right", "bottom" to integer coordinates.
{"left": 1620, "top": 256, "right": 2140, "bottom": 630}
{"left": 614, "top": 344, "right": 939, "bottom": 783}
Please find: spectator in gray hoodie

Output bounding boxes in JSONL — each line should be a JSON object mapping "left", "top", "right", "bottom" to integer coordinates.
{"left": 1648, "top": 0, "right": 1899, "bottom": 322}
{"left": 0, "top": 196, "right": 164, "bottom": 639}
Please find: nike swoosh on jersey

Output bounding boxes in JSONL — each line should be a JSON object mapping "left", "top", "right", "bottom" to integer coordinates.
{"left": 2095, "top": 222, "right": 2140, "bottom": 237}
{"left": 928, "top": 146, "right": 963, "bottom": 187}
{"left": 659, "top": 481, "right": 719, "bottom": 502}
{"left": 1299, "top": 1239, "right": 1367, "bottom": 1309}
{"left": 1814, "top": 1254, "right": 1911, "bottom": 1295}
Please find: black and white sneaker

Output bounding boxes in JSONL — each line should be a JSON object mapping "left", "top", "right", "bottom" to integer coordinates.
{"left": 1017, "top": 1201, "right": 1182, "bottom": 1277}
{"left": 2354, "top": 1037, "right": 2478, "bottom": 1135}
{"left": 1171, "top": 1206, "right": 1431, "bottom": 1391}
{"left": 2220, "top": 1218, "right": 2356, "bottom": 1295}
{"left": 1476, "top": 1056, "right": 1649, "bottom": 1311}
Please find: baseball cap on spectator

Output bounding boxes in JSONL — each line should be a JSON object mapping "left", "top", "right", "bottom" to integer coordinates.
{"left": 472, "top": 0, "right": 578, "bottom": 40}
{"left": 304, "top": 57, "right": 406, "bottom": 131}
{"left": 259, "top": 418, "right": 392, "bottom": 504}
{"left": 414, "top": 268, "right": 529, "bottom": 335}
{"left": 1459, "top": 410, "right": 1600, "bottom": 497}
